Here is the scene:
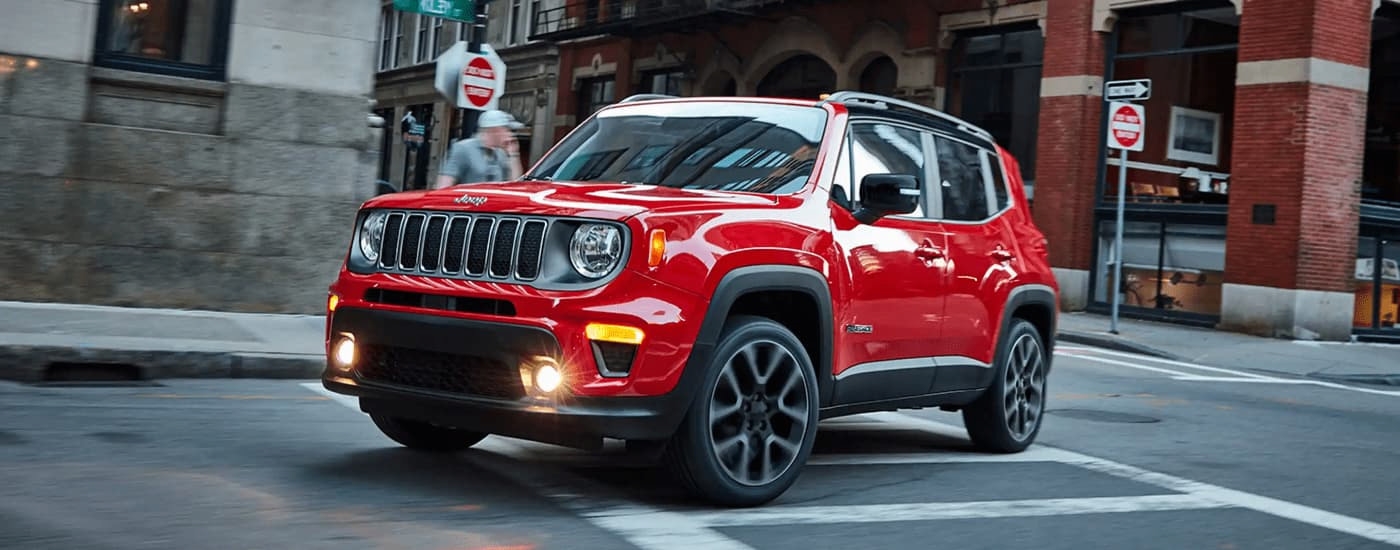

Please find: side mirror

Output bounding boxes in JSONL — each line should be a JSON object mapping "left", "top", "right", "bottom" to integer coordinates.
{"left": 853, "top": 174, "right": 920, "bottom": 224}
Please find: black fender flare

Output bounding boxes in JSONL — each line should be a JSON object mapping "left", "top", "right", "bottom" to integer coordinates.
{"left": 988, "top": 283, "right": 1059, "bottom": 384}
{"left": 683, "top": 265, "right": 837, "bottom": 407}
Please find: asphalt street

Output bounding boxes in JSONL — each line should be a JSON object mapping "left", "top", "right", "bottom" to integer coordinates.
{"left": 2, "top": 343, "right": 1399, "bottom": 550}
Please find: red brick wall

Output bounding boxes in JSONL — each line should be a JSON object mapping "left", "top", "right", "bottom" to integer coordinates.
{"left": 1030, "top": 0, "right": 1101, "bottom": 272}
{"left": 1224, "top": 0, "right": 1371, "bottom": 293}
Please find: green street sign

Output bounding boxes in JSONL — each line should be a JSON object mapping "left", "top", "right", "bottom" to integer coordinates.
{"left": 393, "top": 0, "right": 474, "bottom": 21}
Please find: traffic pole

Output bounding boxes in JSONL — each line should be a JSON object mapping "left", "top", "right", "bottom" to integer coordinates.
{"left": 1110, "top": 145, "right": 1127, "bottom": 335}
{"left": 460, "top": 1, "right": 488, "bottom": 140}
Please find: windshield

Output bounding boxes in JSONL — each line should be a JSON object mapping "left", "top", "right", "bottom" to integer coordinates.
{"left": 526, "top": 101, "right": 828, "bottom": 195}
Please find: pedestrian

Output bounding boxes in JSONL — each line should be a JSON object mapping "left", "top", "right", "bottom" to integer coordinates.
{"left": 433, "top": 109, "right": 525, "bottom": 189}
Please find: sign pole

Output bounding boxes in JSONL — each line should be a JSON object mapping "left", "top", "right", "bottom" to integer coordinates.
{"left": 1111, "top": 145, "right": 1127, "bottom": 334}
{"left": 460, "top": 1, "right": 488, "bottom": 140}
{"left": 1102, "top": 80, "right": 1150, "bottom": 335}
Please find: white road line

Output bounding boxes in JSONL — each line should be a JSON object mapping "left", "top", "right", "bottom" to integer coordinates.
{"left": 806, "top": 447, "right": 1078, "bottom": 466}
{"left": 1058, "top": 346, "right": 1275, "bottom": 378}
{"left": 690, "top": 494, "right": 1228, "bottom": 526}
{"left": 879, "top": 413, "right": 1400, "bottom": 546}
{"left": 302, "top": 382, "right": 758, "bottom": 550}
{"left": 1058, "top": 351, "right": 1400, "bottom": 397}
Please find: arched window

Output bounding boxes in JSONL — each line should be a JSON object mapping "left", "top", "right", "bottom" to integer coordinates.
{"left": 756, "top": 54, "right": 836, "bottom": 99}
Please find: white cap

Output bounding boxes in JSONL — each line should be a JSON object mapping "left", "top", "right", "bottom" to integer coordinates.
{"left": 479, "top": 109, "right": 524, "bottom": 130}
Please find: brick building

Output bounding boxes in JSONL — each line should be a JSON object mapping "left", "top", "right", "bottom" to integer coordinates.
{"left": 528, "top": 0, "right": 1400, "bottom": 342}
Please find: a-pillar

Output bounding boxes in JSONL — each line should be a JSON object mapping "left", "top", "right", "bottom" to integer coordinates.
{"left": 1219, "top": 0, "right": 1373, "bottom": 340}
{"left": 1031, "top": 0, "right": 1105, "bottom": 311}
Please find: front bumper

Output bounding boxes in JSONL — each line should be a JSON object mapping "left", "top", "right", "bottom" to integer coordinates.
{"left": 322, "top": 306, "right": 707, "bottom": 450}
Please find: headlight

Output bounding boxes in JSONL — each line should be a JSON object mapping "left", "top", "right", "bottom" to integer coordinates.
{"left": 359, "top": 211, "right": 388, "bottom": 263}
{"left": 569, "top": 223, "right": 623, "bottom": 278}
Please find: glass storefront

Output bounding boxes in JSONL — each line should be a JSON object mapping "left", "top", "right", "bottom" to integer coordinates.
{"left": 947, "top": 24, "right": 1043, "bottom": 203}
{"left": 1359, "top": 8, "right": 1400, "bottom": 340}
{"left": 1089, "top": 1, "right": 1237, "bottom": 322}
{"left": 1094, "top": 220, "right": 1226, "bottom": 320}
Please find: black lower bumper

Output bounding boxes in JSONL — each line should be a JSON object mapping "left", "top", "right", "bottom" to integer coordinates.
{"left": 322, "top": 306, "right": 702, "bottom": 450}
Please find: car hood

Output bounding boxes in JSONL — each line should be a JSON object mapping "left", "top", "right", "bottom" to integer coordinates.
{"left": 363, "top": 180, "right": 777, "bottom": 221}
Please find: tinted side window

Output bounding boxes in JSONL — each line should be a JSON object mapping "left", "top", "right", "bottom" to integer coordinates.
{"left": 848, "top": 122, "right": 926, "bottom": 217}
{"left": 986, "top": 150, "right": 1011, "bottom": 211}
{"left": 934, "top": 136, "right": 990, "bottom": 221}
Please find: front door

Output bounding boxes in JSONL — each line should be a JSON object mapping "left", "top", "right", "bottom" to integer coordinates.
{"left": 829, "top": 120, "right": 951, "bottom": 404}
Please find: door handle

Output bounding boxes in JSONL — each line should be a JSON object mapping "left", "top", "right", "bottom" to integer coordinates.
{"left": 916, "top": 245, "right": 945, "bottom": 260}
{"left": 989, "top": 248, "right": 1014, "bottom": 262}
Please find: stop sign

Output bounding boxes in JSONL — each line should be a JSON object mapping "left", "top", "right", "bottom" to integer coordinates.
{"left": 1108, "top": 102, "right": 1145, "bottom": 152}
{"left": 461, "top": 55, "right": 497, "bottom": 109}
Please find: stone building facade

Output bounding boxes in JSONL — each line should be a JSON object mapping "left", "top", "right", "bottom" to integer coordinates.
{"left": 0, "top": 0, "right": 382, "bottom": 314}
{"left": 530, "top": 0, "right": 1400, "bottom": 342}
{"left": 371, "top": 0, "right": 562, "bottom": 192}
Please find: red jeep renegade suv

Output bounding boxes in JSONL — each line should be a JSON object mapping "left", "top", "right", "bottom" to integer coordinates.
{"left": 322, "top": 91, "right": 1058, "bottom": 507}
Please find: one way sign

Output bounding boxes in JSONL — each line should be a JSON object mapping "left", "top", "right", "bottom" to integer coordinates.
{"left": 1105, "top": 79, "right": 1151, "bottom": 102}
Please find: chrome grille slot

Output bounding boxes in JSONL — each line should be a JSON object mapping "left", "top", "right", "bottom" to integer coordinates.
{"left": 490, "top": 219, "right": 520, "bottom": 278}
{"left": 442, "top": 217, "right": 471, "bottom": 274}
{"left": 466, "top": 218, "right": 493, "bottom": 275}
{"left": 399, "top": 214, "right": 426, "bottom": 269}
{"left": 379, "top": 213, "right": 404, "bottom": 269}
{"left": 516, "top": 220, "right": 547, "bottom": 280}
{"left": 421, "top": 215, "right": 448, "bottom": 272}
{"left": 373, "top": 210, "right": 560, "bottom": 285}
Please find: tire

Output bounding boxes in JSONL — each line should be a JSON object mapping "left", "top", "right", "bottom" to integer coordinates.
{"left": 962, "top": 318, "right": 1049, "bottom": 453}
{"left": 664, "top": 315, "right": 820, "bottom": 507}
{"left": 370, "top": 414, "right": 489, "bottom": 452}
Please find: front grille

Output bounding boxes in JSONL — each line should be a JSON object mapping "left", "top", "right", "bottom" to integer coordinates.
{"left": 356, "top": 344, "right": 524, "bottom": 400}
{"left": 377, "top": 211, "right": 550, "bottom": 282}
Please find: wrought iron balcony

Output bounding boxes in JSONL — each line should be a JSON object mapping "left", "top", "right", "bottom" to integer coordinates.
{"left": 530, "top": 0, "right": 787, "bottom": 42}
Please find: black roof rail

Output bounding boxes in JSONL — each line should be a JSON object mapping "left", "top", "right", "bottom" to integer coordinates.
{"left": 619, "top": 93, "right": 679, "bottom": 103}
{"left": 820, "top": 91, "right": 996, "bottom": 144}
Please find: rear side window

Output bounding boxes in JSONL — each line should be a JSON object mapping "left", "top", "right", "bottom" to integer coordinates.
{"left": 933, "top": 135, "right": 990, "bottom": 221}
{"left": 986, "top": 150, "right": 1011, "bottom": 212}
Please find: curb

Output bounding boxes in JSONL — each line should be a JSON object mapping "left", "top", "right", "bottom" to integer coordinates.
{"left": 0, "top": 345, "right": 324, "bottom": 383}
{"left": 1055, "top": 330, "right": 1183, "bottom": 361}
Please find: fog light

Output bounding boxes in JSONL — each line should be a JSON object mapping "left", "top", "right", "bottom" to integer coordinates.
{"left": 535, "top": 363, "right": 562, "bottom": 393}
{"left": 332, "top": 336, "right": 356, "bottom": 370}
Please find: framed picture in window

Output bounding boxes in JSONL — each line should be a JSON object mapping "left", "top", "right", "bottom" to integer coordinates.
{"left": 1167, "top": 106, "right": 1222, "bottom": 166}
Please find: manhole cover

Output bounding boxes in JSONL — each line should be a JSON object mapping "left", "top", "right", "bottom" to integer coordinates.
{"left": 1048, "top": 409, "right": 1160, "bottom": 423}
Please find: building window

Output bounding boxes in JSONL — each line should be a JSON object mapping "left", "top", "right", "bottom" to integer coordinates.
{"left": 947, "top": 24, "right": 1043, "bottom": 198}
{"left": 577, "top": 76, "right": 615, "bottom": 122}
{"left": 1365, "top": 11, "right": 1400, "bottom": 208}
{"left": 378, "top": 5, "right": 398, "bottom": 71}
{"left": 433, "top": 16, "right": 447, "bottom": 55}
{"left": 1094, "top": 220, "right": 1227, "bottom": 319}
{"left": 395, "top": 12, "right": 407, "bottom": 67}
{"left": 641, "top": 69, "right": 685, "bottom": 95}
{"left": 529, "top": 0, "right": 542, "bottom": 40}
{"left": 93, "top": 0, "right": 233, "bottom": 80}
{"left": 1099, "top": 4, "right": 1239, "bottom": 207}
{"left": 415, "top": 14, "right": 433, "bottom": 64}
{"left": 509, "top": 0, "right": 523, "bottom": 44}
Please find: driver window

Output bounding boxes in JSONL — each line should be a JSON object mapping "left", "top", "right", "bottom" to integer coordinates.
{"left": 844, "top": 122, "right": 926, "bottom": 218}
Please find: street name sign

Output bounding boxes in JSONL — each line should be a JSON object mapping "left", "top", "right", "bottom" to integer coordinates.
{"left": 393, "top": 0, "right": 474, "bottom": 21}
{"left": 1108, "top": 101, "right": 1146, "bottom": 152}
{"left": 1105, "top": 79, "right": 1151, "bottom": 102}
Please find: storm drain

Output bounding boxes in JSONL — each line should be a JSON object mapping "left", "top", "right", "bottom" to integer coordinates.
{"left": 1047, "top": 408, "right": 1161, "bottom": 424}
{"left": 32, "top": 362, "right": 162, "bottom": 387}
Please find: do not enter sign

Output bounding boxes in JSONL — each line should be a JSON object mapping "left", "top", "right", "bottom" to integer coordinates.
{"left": 461, "top": 55, "right": 498, "bottom": 109}
{"left": 1108, "top": 101, "right": 1145, "bottom": 152}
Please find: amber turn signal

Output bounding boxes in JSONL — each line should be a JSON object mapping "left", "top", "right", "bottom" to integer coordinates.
{"left": 585, "top": 323, "right": 645, "bottom": 345}
{"left": 648, "top": 229, "right": 666, "bottom": 267}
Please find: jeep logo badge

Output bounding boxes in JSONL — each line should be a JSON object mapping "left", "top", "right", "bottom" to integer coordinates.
{"left": 455, "top": 194, "right": 487, "bottom": 206}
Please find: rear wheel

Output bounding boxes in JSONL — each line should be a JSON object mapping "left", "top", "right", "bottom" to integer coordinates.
{"left": 370, "top": 414, "right": 489, "bottom": 452}
{"left": 665, "top": 315, "right": 819, "bottom": 507}
{"left": 962, "top": 318, "right": 1048, "bottom": 453}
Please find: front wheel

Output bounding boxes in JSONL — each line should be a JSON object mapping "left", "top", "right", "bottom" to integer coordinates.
{"left": 665, "top": 315, "right": 820, "bottom": 507}
{"left": 370, "top": 414, "right": 489, "bottom": 452}
{"left": 962, "top": 318, "right": 1048, "bottom": 453}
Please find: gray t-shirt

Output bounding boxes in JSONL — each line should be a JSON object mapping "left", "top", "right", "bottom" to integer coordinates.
{"left": 439, "top": 137, "right": 509, "bottom": 185}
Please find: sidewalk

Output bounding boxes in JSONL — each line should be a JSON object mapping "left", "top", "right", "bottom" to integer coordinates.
{"left": 1057, "top": 311, "right": 1400, "bottom": 385}
{"left": 0, "top": 301, "right": 324, "bottom": 382}
{"left": 2, "top": 300, "right": 1396, "bottom": 385}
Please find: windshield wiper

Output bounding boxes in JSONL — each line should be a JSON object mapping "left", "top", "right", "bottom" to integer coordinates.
{"left": 521, "top": 174, "right": 552, "bottom": 181}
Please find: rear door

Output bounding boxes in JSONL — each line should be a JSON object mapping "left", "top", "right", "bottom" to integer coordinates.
{"left": 927, "top": 132, "right": 1018, "bottom": 392}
